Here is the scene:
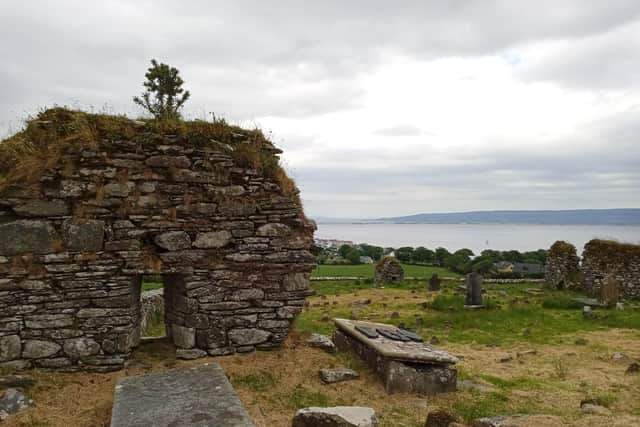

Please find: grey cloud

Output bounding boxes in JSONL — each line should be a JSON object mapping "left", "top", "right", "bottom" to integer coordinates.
{"left": 2, "top": 0, "right": 640, "bottom": 128}
{"left": 373, "top": 124, "right": 428, "bottom": 137}
{"left": 294, "top": 109, "right": 640, "bottom": 217}
{"left": 515, "top": 21, "right": 640, "bottom": 89}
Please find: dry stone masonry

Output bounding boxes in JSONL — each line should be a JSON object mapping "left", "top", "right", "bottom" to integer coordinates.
{"left": 0, "top": 109, "right": 315, "bottom": 371}
{"left": 545, "top": 239, "right": 640, "bottom": 301}
{"left": 544, "top": 241, "right": 581, "bottom": 290}
{"left": 374, "top": 257, "right": 404, "bottom": 285}
{"left": 582, "top": 240, "right": 640, "bottom": 300}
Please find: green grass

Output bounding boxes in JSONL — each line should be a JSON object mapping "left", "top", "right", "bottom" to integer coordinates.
{"left": 284, "top": 385, "right": 348, "bottom": 409}
{"left": 453, "top": 390, "right": 538, "bottom": 422}
{"left": 232, "top": 371, "right": 278, "bottom": 393}
{"left": 297, "top": 281, "right": 640, "bottom": 346}
{"left": 541, "top": 295, "right": 585, "bottom": 310}
{"left": 142, "top": 281, "right": 163, "bottom": 292}
{"left": 312, "top": 263, "right": 460, "bottom": 278}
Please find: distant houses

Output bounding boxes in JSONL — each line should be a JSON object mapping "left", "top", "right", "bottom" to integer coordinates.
{"left": 495, "top": 261, "right": 544, "bottom": 275}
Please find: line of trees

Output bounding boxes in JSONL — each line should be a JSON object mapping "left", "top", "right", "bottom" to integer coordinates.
{"left": 317, "top": 243, "right": 547, "bottom": 276}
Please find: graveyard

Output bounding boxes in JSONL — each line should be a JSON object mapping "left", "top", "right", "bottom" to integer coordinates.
{"left": 3, "top": 275, "right": 639, "bottom": 426}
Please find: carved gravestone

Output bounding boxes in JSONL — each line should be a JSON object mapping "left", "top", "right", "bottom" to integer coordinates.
{"left": 599, "top": 276, "right": 620, "bottom": 307}
{"left": 464, "top": 272, "right": 483, "bottom": 307}
{"left": 428, "top": 274, "right": 441, "bottom": 291}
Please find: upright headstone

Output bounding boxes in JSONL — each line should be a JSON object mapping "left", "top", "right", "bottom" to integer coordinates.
{"left": 464, "top": 272, "right": 483, "bottom": 307}
{"left": 428, "top": 274, "right": 441, "bottom": 291}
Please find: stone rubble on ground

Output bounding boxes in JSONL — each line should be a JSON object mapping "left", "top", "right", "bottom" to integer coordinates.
{"left": 424, "top": 408, "right": 459, "bottom": 427}
{"left": 292, "top": 406, "right": 379, "bottom": 427}
{"left": 319, "top": 368, "right": 359, "bottom": 384}
{"left": 307, "top": 333, "right": 337, "bottom": 353}
{"left": 0, "top": 388, "right": 33, "bottom": 421}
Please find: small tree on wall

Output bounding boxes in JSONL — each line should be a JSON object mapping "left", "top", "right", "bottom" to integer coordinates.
{"left": 133, "top": 59, "right": 191, "bottom": 120}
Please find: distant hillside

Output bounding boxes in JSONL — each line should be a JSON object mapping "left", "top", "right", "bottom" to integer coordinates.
{"left": 379, "top": 209, "right": 640, "bottom": 225}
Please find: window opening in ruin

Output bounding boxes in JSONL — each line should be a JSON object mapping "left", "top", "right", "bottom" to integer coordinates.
{"left": 140, "top": 274, "right": 167, "bottom": 338}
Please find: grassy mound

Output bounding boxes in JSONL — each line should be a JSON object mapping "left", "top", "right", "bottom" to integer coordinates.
{"left": 0, "top": 108, "right": 300, "bottom": 204}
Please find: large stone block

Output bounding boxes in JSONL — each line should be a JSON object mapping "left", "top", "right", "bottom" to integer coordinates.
{"left": 193, "top": 231, "right": 232, "bottom": 248}
{"left": 62, "top": 219, "right": 105, "bottom": 252}
{"left": 154, "top": 231, "right": 191, "bottom": 251}
{"left": 228, "top": 328, "right": 271, "bottom": 346}
{"left": 0, "top": 220, "right": 58, "bottom": 255}
{"left": 256, "top": 223, "right": 291, "bottom": 237}
{"left": 0, "top": 335, "right": 21, "bottom": 362}
{"left": 63, "top": 338, "right": 100, "bottom": 358}
{"left": 13, "top": 200, "right": 69, "bottom": 217}
{"left": 292, "top": 407, "right": 379, "bottom": 427}
{"left": 22, "top": 340, "right": 61, "bottom": 359}
{"left": 171, "top": 325, "right": 196, "bottom": 349}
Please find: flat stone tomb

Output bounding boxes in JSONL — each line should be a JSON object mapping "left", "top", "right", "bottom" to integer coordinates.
{"left": 332, "top": 318, "right": 458, "bottom": 394}
{"left": 110, "top": 363, "right": 255, "bottom": 427}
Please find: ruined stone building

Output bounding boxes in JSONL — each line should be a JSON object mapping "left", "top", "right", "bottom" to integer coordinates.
{"left": 0, "top": 109, "right": 315, "bottom": 371}
{"left": 545, "top": 239, "right": 640, "bottom": 300}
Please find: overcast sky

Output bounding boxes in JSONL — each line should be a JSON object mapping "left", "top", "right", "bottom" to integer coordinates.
{"left": 1, "top": 1, "right": 639, "bottom": 218}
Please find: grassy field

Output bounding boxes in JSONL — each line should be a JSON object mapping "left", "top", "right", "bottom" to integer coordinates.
{"left": 5, "top": 278, "right": 640, "bottom": 427}
{"left": 312, "top": 263, "right": 460, "bottom": 278}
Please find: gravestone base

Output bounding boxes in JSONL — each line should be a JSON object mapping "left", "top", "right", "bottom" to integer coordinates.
{"left": 333, "top": 329, "right": 457, "bottom": 394}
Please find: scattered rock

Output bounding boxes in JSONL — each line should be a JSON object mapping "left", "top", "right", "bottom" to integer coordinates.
{"left": 580, "top": 403, "right": 611, "bottom": 416}
{"left": 457, "top": 379, "right": 491, "bottom": 393}
{"left": 626, "top": 362, "right": 640, "bottom": 374}
{"left": 321, "top": 313, "right": 330, "bottom": 322}
{"left": 471, "top": 415, "right": 509, "bottom": 427}
{"left": 319, "top": 368, "right": 359, "bottom": 384}
{"left": 425, "top": 408, "right": 459, "bottom": 427}
{"left": 497, "top": 355, "right": 513, "bottom": 363}
{"left": 0, "top": 375, "right": 35, "bottom": 388}
{"left": 176, "top": 348, "right": 208, "bottom": 360}
{"left": 351, "top": 299, "right": 371, "bottom": 307}
{"left": 0, "top": 388, "right": 33, "bottom": 420}
{"left": 574, "top": 338, "right": 588, "bottom": 345}
{"left": 516, "top": 349, "right": 537, "bottom": 358}
{"left": 307, "top": 334, "right": 336, "bottom": 353}
{"left": 292, "top": 406, "right": 379, "bottom": 427}
{"left": 611, "top": 352, "right": 628, "bottom": 361}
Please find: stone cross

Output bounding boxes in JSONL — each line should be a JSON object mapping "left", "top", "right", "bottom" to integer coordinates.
{"left": 428, "top": 274, "right": 441, "bottom": 291}
{"left": 465, "top": 272, "right": 483, "bottom": 306}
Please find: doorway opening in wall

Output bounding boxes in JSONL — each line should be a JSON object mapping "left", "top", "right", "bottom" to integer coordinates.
{"left": 140, "top": 274, "right": 167, "bottom": 338}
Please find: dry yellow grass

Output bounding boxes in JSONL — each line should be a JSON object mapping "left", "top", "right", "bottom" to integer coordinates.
{"left": 3, "top": 287, "right": 640, "bottom": 427}
{"left": 2, "top": 326, "right": 639, "bottom": 427}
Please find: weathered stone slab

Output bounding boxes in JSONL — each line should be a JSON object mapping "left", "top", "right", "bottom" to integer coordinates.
{"left": 13, "top": 199, "right": 69, "bottom": 217}
{"left": 334, "top": 319, "right": 458, "bottom": 364}
{"left": 333, "top": 319, "right": 457, "bottom": 394}
{"left": 110, "top": 363, "right": 255, "bottom": 427}
{"left": 62, "top": 219, "right": 105, "bottom": 252}
{"left": 0, "top": 220, "right": 58, "bottom": 255}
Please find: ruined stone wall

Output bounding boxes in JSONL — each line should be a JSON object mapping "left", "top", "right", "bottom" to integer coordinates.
{"left": 544, "top": 241, "right": 581, "bottom": 290}
{"left": 0, "top": 110, "right": 315, "bottom": 371}
{"left": 582, "top": 240, "right": 640, "bottom": 299}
